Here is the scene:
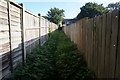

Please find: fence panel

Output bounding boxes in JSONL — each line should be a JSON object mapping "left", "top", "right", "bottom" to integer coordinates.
{"left": 63, "top": 10, "right": 120, "bottom": 78}
{"left": 24, "top": 11, "right": 40, "bottom": 53}
{"left": 0, "top": 0, "right": 58, "bottom": 79}
{"left": 40, "top": 17, "right": 46, "bottom": 45}
{"left": 0, "top": 0, "right": 11, "bottom": 78}
{"left": 10, "top": 3, "right": 23, "bottom": 70}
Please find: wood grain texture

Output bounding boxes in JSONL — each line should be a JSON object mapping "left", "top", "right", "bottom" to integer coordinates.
{"left": 0, "top": 0, "right": 56, "bottom": 79}
{"left": 99, "top": 14, "right": 106, "bottom": 78}
{"left": 115, "top": 11, "right": 120, "bottom": 78}
{"left": 63, "top": 10, "right": 120, "bottom": 78}
{"left": 109, "top": 11, "right": 119, "bottom": 78}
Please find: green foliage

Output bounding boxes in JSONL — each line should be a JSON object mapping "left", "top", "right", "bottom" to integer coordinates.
{"left": 7, "top": 31, "right": 94, "bottom": 80}
{"left": 49, "top": 25, "right": 53, "bottom": 37}
{"left": 54, "top": 31, "right": 94, "bottom": 80}
{"left": 42, "top": 16, "right": 48, "bottom": 20}
{"left": 77, "top": 2, "right": 110, "bottom": 19}
{"left": 47, "top": 7, "right": 65, "bottom": 25}
{"left": 107, "top": 1, "right": 120, "bottom": 11}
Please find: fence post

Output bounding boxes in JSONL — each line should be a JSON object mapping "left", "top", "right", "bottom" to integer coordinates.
{"left": 19, "top": 3, "right": 26, "bottom": 65}
{"left": 38, "top": 13, "right": 41, "bottom": 45}
{"left": 7, "top": 1, "right": 13, "bottom": 72}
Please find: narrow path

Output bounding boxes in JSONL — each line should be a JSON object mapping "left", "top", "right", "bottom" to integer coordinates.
{"left": 7, "top": 31, "right": 94, "bottom": 80}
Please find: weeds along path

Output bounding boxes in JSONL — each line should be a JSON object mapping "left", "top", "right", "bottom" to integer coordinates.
{"left": 7, "top": 31, "right": 94, "bottom": 80}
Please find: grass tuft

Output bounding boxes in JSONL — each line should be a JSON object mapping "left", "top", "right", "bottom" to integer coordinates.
{"left": 7, "top": 30, "right": 94, "bottom": 80}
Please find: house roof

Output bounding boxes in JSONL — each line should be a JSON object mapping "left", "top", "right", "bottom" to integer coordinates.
{"left": 62, "top": 19, "right": 79, "bottom": 22}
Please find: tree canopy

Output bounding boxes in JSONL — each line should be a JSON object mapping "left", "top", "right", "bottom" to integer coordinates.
{"left": 76, "top": 2, "right": 110, "bottom": 19}
{"left": 42, "top": 16, "right": 48, "bottom": 20}
{"left": 107, "top": 1, "right": 120, "bottom": 11}
{"left": 45, "top": 7, "right": 65, "bottom": 25}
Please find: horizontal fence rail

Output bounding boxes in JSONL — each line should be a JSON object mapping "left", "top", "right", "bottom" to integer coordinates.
{"left": 63, "top": 10, "right": 120, "bottom": 78}
{"left": 0, "top": 0, "right": 58, "bottom": 79}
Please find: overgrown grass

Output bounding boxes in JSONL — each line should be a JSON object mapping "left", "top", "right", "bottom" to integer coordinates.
{"left": 7, "top": 30, "right": 94, "bottom": 80}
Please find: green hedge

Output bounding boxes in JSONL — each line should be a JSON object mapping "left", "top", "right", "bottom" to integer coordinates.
{"left": 7, "top": 30, "right": 94, "bottom": 80}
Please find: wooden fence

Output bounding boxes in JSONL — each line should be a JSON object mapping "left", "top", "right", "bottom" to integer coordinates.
{"left": 63, "top": 10, "right": 120, "bottom": 78}
{"left": 0, "top": 0, "right": 58, "bottom": 79}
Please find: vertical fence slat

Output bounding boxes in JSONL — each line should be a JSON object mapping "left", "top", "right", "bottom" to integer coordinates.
{"left": 93, "top": 17, "right": 96, "bottom": 74}
{"left": 76, "top": 21, "right": 80, "bottom": 51}
{"left": 79, "top": 20, "right": 82, "bottom": 51}
{"left": 89, "top": 19, "right": 92, "bottom": 68}
{"left": 76, "top": 21, "right": 79, "bottom": 49}
{"left": 80, "top": 19, "right": 83, "bottom": 52}
{"left": 73, "top": 23, "right": 75, "bottom": 42}
{"left": 71, "top": 24, "right": 73, "bottom": 41}
{"left": 74, "top": 23, "right": 78, "bottom": 44}
{"left": 90, "top": 18, "right": 94, "bottom": 71}
{"left": 88, "top": 19, "right": 91, "bottom": 68}
{"left": 73, "top": 23, "right": 76, "bottom": 43}
{"left": 98, "top": 16, "right": 102, "bottom": 78}
{"left": 109, "top": 11, "right": 119, "bottom": 78}
{"left": 115, "top": 11, "right": 120, "bottom": 78}
{"left": 94, "top": 16, "right": 99, "bottom": 77}
{"left": 104, "top": 13, "right": 112, "bottom": 78}
{"left": 86, "top": 20, "right": 89, "bottom": 66}
{"left": 82, "top": 19, "right": 86, "bottom": 55}
{"left": 101, "top": 14, "right": 106, "bottom": 78}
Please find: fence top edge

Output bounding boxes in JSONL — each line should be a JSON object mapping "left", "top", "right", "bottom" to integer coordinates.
{"left": 4, "top": 0, "right": 58, "bottom": 27}
{"left": 25, "top": 9, "right": 40, "bottom": 18}
{"left": 65, "top": 10, "right": 120, "bottom": 27}
{"left": 5, "top": 0, "right": 23, "bottom": 9}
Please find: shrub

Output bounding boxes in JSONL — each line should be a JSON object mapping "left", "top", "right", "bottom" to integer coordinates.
{"left": 7, "top": 31, "right": 94, "bottom": 80}
{"left": 49, "top": 25, "right": 53, "bottom": 37}
{"left": 54, "top": 31, "right": 94, "bottom": 80}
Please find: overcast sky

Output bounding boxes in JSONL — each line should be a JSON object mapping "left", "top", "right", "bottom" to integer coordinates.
{"left": 12, "top": 0, "right": 120, "bottom": 18}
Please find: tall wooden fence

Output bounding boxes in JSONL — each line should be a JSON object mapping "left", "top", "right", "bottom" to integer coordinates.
{"left": 63, "top": 10, "right": 120, "bottom": 78}
{"left": 0, "top": 0, "right": 58, "bottom": 79}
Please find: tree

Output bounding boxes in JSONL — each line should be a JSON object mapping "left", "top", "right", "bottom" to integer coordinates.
{"left": 76, "top": 2, "right": 110, "bottom": 19}
{"left": 47, "top": 7, "right": 65, "bottom": 25}
{"left": 42, "top": 16, "right": 48, "bottom": 20}
{"left": 107, "top": 1, "right": 120, "bottom": 11}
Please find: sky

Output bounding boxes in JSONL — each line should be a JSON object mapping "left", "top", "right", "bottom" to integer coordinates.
{"left": 12, "top": 0, "right": 119, "bottom": 19}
